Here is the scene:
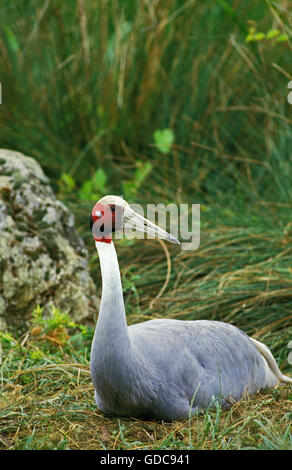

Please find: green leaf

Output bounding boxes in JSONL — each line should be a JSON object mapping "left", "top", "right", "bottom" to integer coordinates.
{"left": 245, "top": 29, "right": 265, "bottom": 42}
{"left": 60, "top": 172, "right": 75, "bottom": 191}
{"left": 0, "top": 331, "right": 17, "bottom": 345}
{"left": 78, "top": 179, "right": 94, "bottom": 200}
{"left": 78, "top": 168, "right": 107, "bottom": 201}
{"left": 266, "top": 29, "right": 280, "bottom": 39}
{"left": 153, "top": 128, "right": 175, "bottom": 154}
{"left": 276, "top": 34, "right": 288, "bottom": 42}
{"left": 252, "top": 32, "right": 266, "bottom": 41}
{"left": 93, "top": 168, "right": 107, "bottom": 191}
{"left": 122, "top": 181, "right": 136, "bottom": 199}
{"left": 135, "top": 161, "right": 152, "bottom": 186}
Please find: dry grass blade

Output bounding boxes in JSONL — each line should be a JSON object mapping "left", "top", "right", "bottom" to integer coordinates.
{"left": 149, "top": 239, "right": 171, "bottom": 310}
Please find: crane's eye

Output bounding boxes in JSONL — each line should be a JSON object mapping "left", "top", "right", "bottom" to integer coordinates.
{"left": 110, "top": 205, "right": 115, "bottom": 212}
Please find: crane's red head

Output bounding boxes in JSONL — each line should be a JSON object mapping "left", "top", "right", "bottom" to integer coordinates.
{"left": 90, "top": 198, "right": 125, "bottom": 243}
{"left": 90, "top": 202, "right": 115, "bottom": 243}
{"left": 90, "top": 195, "right": 181, "bottom": 246}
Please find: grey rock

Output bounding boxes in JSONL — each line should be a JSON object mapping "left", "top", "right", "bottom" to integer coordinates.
{"left": 0, "top": 149, "right": 98, "bottom": 329}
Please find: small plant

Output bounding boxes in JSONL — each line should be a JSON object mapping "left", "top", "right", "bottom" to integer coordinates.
{"left": 32, "top": 304, "right": 76, "bottom": 332}
{"left": 0, "top": 331, "right": 18, "bottom": 346}
{"left": 59, "top": 172, "right": 76, "bottom": 195}
{"left": 153, "top": 129, "right": 174, "bottom": 155}
{"left": 245, "top": 27, "right": 288, "bottom": 43}
{"left": 78, "top": 168, "right": 108, "bottom": 201}
{"left": 29, "top": 305, "right": 91, "bottom": 357}
{"left": 59, "top": 169, "right": 108, "bottom": 201}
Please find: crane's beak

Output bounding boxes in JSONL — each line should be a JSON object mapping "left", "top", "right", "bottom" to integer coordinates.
{"left": 123, "top": 206, "right": 181, "bottom": 245}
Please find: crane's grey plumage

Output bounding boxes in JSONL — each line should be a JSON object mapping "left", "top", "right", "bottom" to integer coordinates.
{"left": 90, "top": 195, "right": 292, "bottom": 421}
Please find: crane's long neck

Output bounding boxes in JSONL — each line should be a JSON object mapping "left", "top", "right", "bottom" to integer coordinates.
{"left": 91, "top": 240, "right": 131, "bottom": 357}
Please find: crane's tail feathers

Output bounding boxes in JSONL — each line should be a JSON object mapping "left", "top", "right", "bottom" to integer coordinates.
{"left": 250, "top": 337, "right": 292, "bottom": 385}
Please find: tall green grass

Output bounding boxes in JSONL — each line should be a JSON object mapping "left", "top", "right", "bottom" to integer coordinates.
{"left": 0, "top": 0, "right": 291, "bottom": 206}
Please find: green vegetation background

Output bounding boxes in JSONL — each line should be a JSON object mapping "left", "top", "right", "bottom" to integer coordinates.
{"left": 0, "top": 0, "right": 292, "bottom": 450}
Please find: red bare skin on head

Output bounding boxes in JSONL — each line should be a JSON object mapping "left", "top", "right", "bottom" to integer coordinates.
{"left": 91, "top": 202, "right": 114, "bottom": 243}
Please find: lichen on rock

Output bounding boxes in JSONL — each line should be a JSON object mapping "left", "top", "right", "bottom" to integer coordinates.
{"left": 0, "top": 149, "right": 98, "bottom": 329}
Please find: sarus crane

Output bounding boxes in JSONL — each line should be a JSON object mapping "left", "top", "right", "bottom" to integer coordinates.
{"left": 89, "top": 195, "right": 292, "bottom": 421}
